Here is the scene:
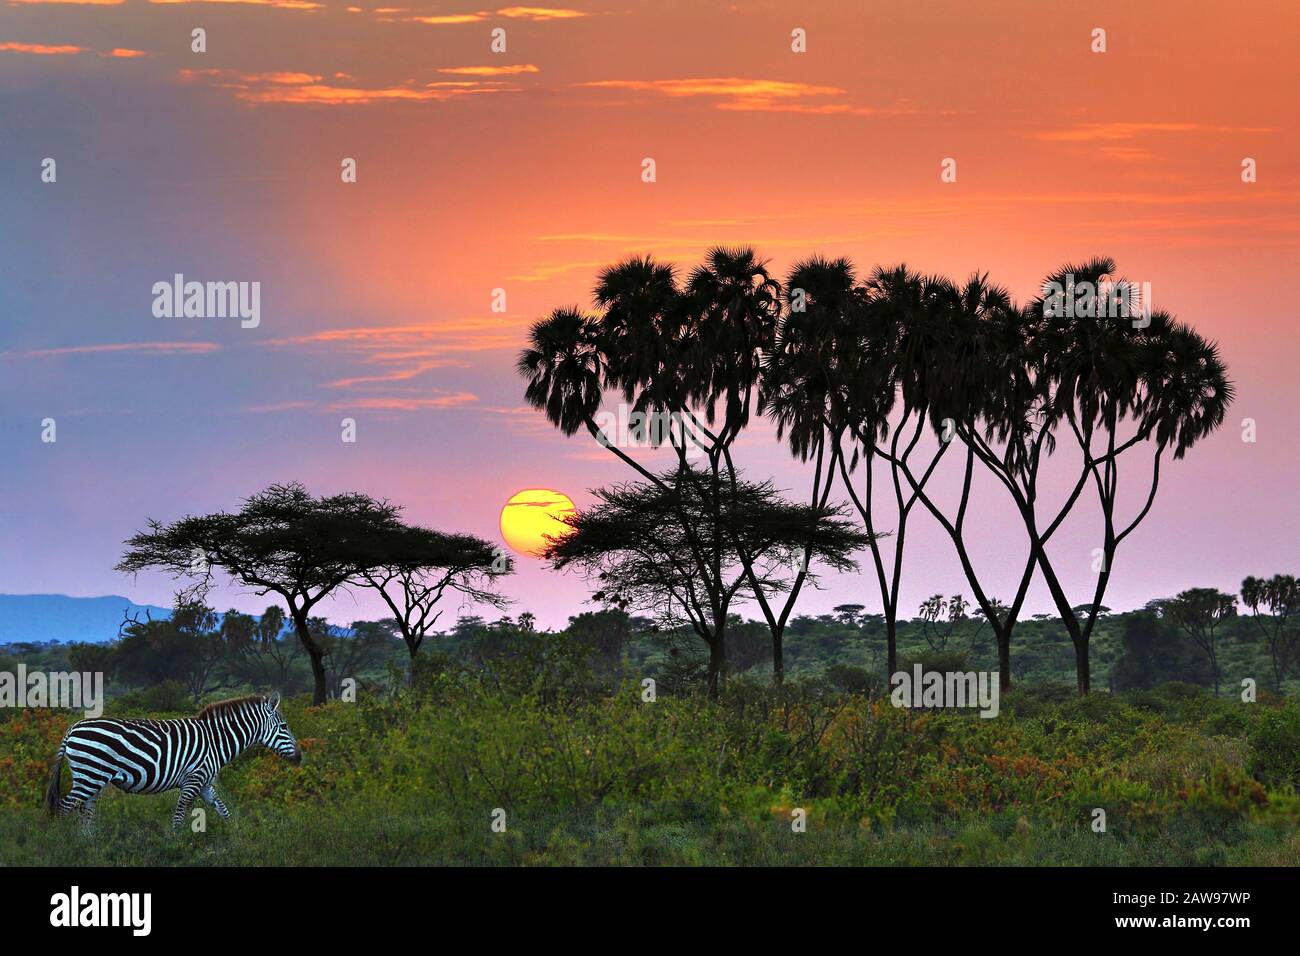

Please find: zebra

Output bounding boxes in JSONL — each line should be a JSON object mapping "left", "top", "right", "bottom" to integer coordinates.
{"left": 44, "top": 692, "right": 301, "bottom": 828}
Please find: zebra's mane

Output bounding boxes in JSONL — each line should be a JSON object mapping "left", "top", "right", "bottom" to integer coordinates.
{"left": 195, "top": 695, "right": 267, "bottom": 721}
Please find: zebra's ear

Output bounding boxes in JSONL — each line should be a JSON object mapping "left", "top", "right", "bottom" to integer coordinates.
{"left": 268, "top": 692, "right": 281, "bottom": 711}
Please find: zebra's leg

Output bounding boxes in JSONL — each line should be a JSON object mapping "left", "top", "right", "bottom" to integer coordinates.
{"left": 200, "top": 783, "right": 231, "bottom": 820}
{"left": 171, "top": 778, "right": 204, "bottom": 830}
{"left": 58, "top": 769, "right": 108, "bottom": 819}
{"left": 78, "top": 784, "right": 108, "bottom": 832}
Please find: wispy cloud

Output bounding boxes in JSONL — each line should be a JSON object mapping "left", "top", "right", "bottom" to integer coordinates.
{"left": 1099, "top": 145, "right": 1152, "bottom": 162}
{"left": 582, "top": 77, "right": 843, "bottom": 100}
{"left": 260, "top": 319, "right": 518, "bottom": 403}
{"left": 1, "top": 341, "right": 222, "bottom": 359}
{"left": 1030, "top": 121, "right": 1279, "bottom": 142}
{"left": 385, "top": 6, "right": 588, "bottom": 25}
{"left": 401, "top": 13, "right": 487, "bottom": 24}
{"left": 149, "top": 0, "right": 324, "bottom": 9}
{"left": 437, "top": 64, "right": 539, "bottom": 76}
{"left": 264, "top": 319, "right": 520, "bottom": 355}
{"left": 506, "top": 259, "right": 607, "bottom": 282}
{"left": 343, "top": 393, "right": 478, "bottom": 410}
{"left": 180, "top": 69, "right": 523, "bottom": 105}
{"left": 242, "top": 392, "right": 479, "bottom": 413}
{"left": 0, "top": 41, "right": 149, "bottom": 57}
{"left": 497, "top": 5, "right": 586, "bottom": 19}
{"left": 579, "top": 77, "right": 917, "bottom": 116}
{"left": 0, "top": 42, "right": 86, "bottom": 55}
{"left": 324, "top": 358, "right": 469, "bottom": 391}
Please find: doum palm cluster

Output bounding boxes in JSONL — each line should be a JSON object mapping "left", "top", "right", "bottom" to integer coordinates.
{"left": 517, "top": 248, "right": 1232, "bottom": 697}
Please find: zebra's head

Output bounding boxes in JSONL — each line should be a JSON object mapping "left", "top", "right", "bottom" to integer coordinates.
{"left": 262, "top": 693, "right": 301, "bottom": 764}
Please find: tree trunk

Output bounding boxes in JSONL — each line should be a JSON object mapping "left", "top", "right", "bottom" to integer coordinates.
{"left": 1074, "top": 641, "right": 1090, "bottom": 697}
{"left": 885, "top": 618, "right": 898, "bottom": 680}
{"left": 997, "top": 629, "right": 1012, "bottom": 694}
{"left": 289, "top": 609, "right": 328, "bottom": 705}
{"left": 707, "top": 618, "right": 726, "bottom": 700}
{"left": 706, "top": 643, "right": 723, "bottom": 699}
{"left": 772, "top": 625, "right": 785, "bottom": 689}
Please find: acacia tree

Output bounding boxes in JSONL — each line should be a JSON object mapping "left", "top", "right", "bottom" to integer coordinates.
{"left": 544, "top": 473, "right": 865, "bottom": 696}
{"left": 1148, "top": 588, "right": 1238, "bottom": 695}
{"left": 1240, "top": 575, "right": 1298, "bottom": 692}
{"left": 117, "top": 482, "right": 405, "bottom": 704}
{"left": 359, "top": 525, "right": 512, "bottom": 666}
{"left": 599, "top": 248, "right": 805, "bottom": 685}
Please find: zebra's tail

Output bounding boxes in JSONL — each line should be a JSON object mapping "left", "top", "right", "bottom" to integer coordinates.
{"left": 44, "top": 747, "right": 65, "bottom": 816}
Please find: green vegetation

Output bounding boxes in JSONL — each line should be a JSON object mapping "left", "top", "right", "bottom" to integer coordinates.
{"left": 4, "top": 630, "right": 1298, "bottom": 866}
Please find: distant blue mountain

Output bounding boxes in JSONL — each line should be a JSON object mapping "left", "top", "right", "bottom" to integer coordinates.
{"left": 0, "top": 594, "right": 173, "bottom": 645}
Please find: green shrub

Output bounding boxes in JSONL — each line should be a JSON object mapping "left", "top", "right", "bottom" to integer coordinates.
{"left": 825, "top": 663, "right": 882, "bottom": 697}
{"left": 1249, "top": 707, "right": 1300, "bottom": 789}
{"left": 113, "top": 680, "right": 192, "bottom": 714}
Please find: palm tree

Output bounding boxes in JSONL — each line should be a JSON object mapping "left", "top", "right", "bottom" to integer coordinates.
{"left": 828, "top": 264, "right": 962, "bottom": 679}
{"left": 1241, "top": 574, "right": 1299, "bottom": 693}
{"left": 594, "top": 255, "right": 684, "bottom": 415}
{"left": 516, "top": 307, "right": 605, "bottom": 438}
{"left": 1010, "top": 259, "right": 1234, "bottom": 694}
{"left": 520, "top": 268, "right": 740, "bottom": 696}
{"left": 684, "top": 246, "right": 782, "bottom": 448}
{"left": 757, "top": 256, "right": 864, "bottom": 685}
{"left": 873, "top": 271, "right": 1040, "bottom": 693}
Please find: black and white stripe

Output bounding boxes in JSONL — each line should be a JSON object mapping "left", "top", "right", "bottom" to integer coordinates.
{"left": 46, "top": 693, "right": 301, "bottom": 827}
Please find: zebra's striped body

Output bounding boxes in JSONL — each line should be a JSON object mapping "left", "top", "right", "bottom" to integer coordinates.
{"left": 45, "top": 693, "right": 300, "bottom": 827}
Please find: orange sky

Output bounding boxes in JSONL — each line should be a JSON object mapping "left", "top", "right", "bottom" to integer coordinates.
{"left": 2, "top": 0, "right": 1297, "bottom": 627}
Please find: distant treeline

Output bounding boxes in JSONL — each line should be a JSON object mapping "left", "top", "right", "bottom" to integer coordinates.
{"left": 3, "top": 585, "right": 1294, "bottom": 709}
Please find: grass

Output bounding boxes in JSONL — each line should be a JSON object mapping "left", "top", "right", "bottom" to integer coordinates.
{"left": 4, "top": 665, "right": 1299, "bottom": 867}
{"left": 6, "top": 800, "right": 1299, "bottom": 867}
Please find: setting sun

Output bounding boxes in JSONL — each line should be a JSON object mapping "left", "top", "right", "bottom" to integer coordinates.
{"left": 499, "top": 488, "right": 576, "bottom": 558}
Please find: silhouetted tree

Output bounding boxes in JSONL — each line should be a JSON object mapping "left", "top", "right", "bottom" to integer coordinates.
{"left": 1241, "top": 575, "right": 1299, "bottom": 692}
{"left": 917, "top": 594, "right": 970, "bottom": 653}
{"left": 1148, "top": 588, "right": 1238, "bottom": 695}
{"left": 520, "top": 249, "right": 866, "bottom": 688}
{"left": 1110, "top": 610, "right": 1212, "bottom": 691}
{"left": 545, "top": 472, "right": 865, "bottom": 696}
{"left": 115, "top": 600, "right": 235, "bottom": 702}
{"left": 761, "top": 257, "right": 874, "bottom": 684}
{"left": 359, "top": 524, "right": 512, "bottom": 665}
{"left": 117, "top": 482, "right": 405, "bottom": 704}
